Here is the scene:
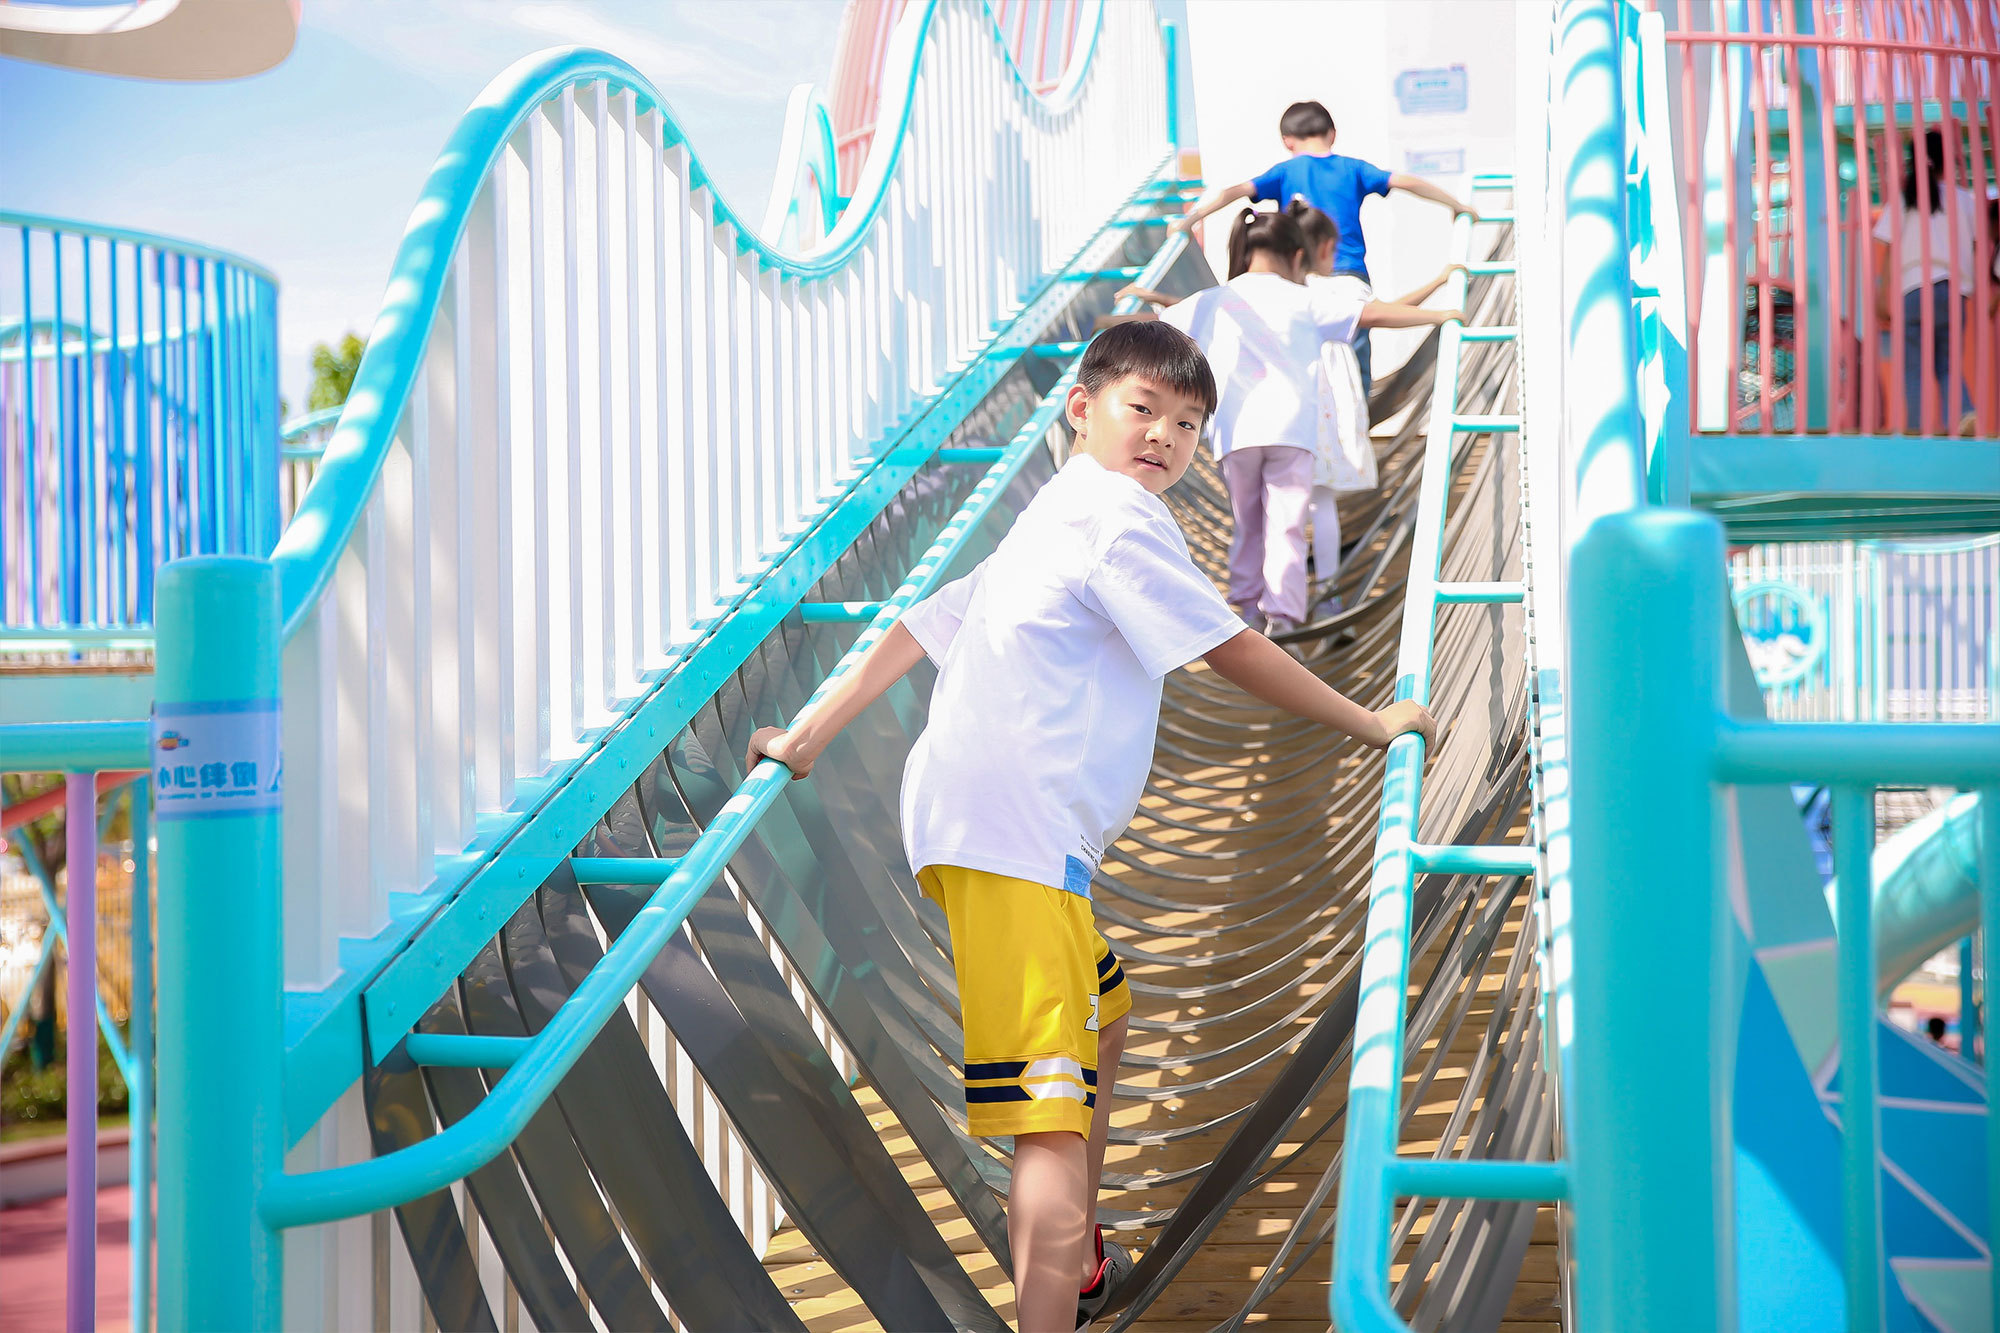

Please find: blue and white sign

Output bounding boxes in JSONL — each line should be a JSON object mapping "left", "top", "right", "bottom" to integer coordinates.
{"left": 1395, "top": 65, "right": 1469, "bottom": 117}
{"left": 1405, "top": 148, "right": 1466, "bottom": 177}
{"left": 152, "top": 699, "right": 282, "bottom": 821}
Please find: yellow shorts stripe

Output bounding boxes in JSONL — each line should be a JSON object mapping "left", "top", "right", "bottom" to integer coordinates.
{"left": 919, "top": 863, "right": 1132, "bottom": 1137}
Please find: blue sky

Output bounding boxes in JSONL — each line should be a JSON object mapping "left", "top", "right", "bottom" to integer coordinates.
{"left": 0, "top": 1, "right": 848, "bottom": 409}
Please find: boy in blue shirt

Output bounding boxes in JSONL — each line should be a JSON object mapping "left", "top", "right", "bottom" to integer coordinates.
{"left": 1173, "top": 99, "right": 1476, "bottom": 395}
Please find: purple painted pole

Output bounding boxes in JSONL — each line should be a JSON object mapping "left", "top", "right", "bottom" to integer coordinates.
{"left": 65, "top": 773, "right": 97, "bottom": 1332}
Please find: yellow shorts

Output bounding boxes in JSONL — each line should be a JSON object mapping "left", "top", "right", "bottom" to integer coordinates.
{"left": 920, "top": 864, "right": 1133, "bottom": 1138}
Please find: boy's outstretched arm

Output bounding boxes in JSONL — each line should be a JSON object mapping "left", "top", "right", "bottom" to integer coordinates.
{"left": 1168, "top": 180, "right": 1256, "bottom": 234}
{"left": 1202, "top": 628, "right": 1438, "bottom": 750}
{"left": 1388, "top": 172, "right": 1477, "bottom": 221}
{"left": 747, "top": 620, "right": 927, "bottom": 778}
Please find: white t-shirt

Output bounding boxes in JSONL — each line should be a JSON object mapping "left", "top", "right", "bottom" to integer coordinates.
{"left": 1159, "top": 272, "right": 1363, "bottom": 457}
{"left": 1873, "top": 192, "right": 1979, "bottom": 296}
{"left": 898, "top": 453, "right": 1244, "bottom": 896}
{"left": 1304, "top": 274, "right": 1373, "bottom": 492}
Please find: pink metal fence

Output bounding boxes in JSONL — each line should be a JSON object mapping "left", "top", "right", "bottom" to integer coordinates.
{"left": 1657, "top": 1, "right": 1999, "bottom": 437}
{"left": 828, "top": 0, "right": 1082, "bottom": 196}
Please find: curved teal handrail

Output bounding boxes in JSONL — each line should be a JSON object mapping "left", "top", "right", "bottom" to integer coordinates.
{"left": 272, "top": 0, "right": 1117, "bottom": 641}
{"left": 0, "top": 209, "right": 280, "bottom": 287}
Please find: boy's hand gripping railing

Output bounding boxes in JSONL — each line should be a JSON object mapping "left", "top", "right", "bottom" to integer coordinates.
{"left": 154, "top": 219, "right": 1188, "bottom": 1325}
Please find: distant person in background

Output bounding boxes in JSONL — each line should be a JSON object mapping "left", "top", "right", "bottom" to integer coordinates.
{"left": 1171, "top": 99, "right": 1476, "bottom": 398}
{"left": 1872, "top": 129, "right": 1978, "bottom": 434}
{"left": 1927, "top": 1015, "right": 1950, "bottom": 1046}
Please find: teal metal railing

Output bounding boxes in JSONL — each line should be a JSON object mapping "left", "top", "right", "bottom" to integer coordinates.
{"left": 1, "top": 213, "right": 281, "bottom": 640}
{"left": 1326, "top": 192, "right": 1546, "bottom": 1330}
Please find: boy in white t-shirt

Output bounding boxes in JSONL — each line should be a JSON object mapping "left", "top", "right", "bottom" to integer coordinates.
{"left": 744, "top": 322, "right": 1439, "bottom": 1331}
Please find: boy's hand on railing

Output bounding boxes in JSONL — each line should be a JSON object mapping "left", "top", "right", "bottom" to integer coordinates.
{"left": 747, "top": 726, "right": 817, "bottom": 780}
{"left": 1455, "top": 204, "right": 1481, "bottom": 224}
{"left": 1371, "top": 700, "right": 1439, "bottom": 751}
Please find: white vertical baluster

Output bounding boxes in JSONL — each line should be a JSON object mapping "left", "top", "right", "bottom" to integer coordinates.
{"left": 517, "top": 117, "right": 554, "bottom": 779}
{"left": 661, "top": 134, "right": 696, "bottom": 647}
{"left": 556, "top": 92, "right": 586, "bottom": 750}
{"left": 736, "top": 246, "right": 765, "bottom": 565}
{"left": 620, "top": 88, "right": 650, "bottom": 676}
{"left": 432, "top": 248, "right": 475, "bottom": 853}
{"left": 588, "top": 80, "right": 620, "bottom": 713}
{"left": 349, "top": 493, "right": 389, "bottom": 936}
{"left": 475, "top": 156, "right": 518, "bottom": 809}
{"left": 698, "top": 192, "right": 725, "bottom": 615}
{"left": 282, "top": 597, "right": 339, "bottom": 988}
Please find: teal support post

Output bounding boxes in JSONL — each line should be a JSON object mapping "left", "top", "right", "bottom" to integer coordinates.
{"left": 1831, "top": 785, "right": 1883, "bottom": 1333}
{"left": 1566, "top": 510, "right": 1732, "bottom": 1333}
{"left": 1557, "top": 0, "right": 1647, "bottom": 526}
{"left": 1162, "top": 20, "right": 1181, "bottom": 154}
{"left": 1981, "top": 788, "right": 2000, "bottom": 1332}
{"left": 128, "top": 780, "right": 153, "bottom": 1333}
{"left": 1960, "top": 935, "right": 1980, "bottom": 1064}
{"left": 153, "top": 557, "right": 284, "bottom": 1330}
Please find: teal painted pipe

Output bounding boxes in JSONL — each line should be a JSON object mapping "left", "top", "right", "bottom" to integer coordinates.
{"left": 153, "top": 557, "right": 284, "bottom": 1330}
{"left": 1433, "top": 582, "right": 1524, "bottom": 605}
{"left": 1410, "top": 843, "right": 1535, "bottom": 876}
{"left": 0, "top": 720, "right": 150, "bottom": 773}
{"left": 1832, "top": 786, "right": 1884, "bottom": 1333}
{"left": 799, "top": 601, "right": 884, "bottom": 624}
{"left": 1566, "top": 509, "right": 1730, "bottom": 1333}
{"left": 936, "top": 447, "right": 1005, "bottom": 464}
{"left": 567, "top": 856, "right": 682, "bottom": 886}
{"left": 1979, "top": 789, "right": 2000, "bottom": 1329}
{"left": 1714, "top": 721, "right": 2000, "bottom": 788}
{"left": 1555, "top": 0, "right": 1646, "bottom": 534}
{"left": 1388, "top": 1157, "right": 1568, "bottom": 1201}
{"left": 404, "top": 1034, "right": 530, "bottom": 1068}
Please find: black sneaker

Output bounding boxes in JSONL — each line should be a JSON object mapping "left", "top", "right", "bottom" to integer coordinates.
{"left": 1076, "top": 1226, "right": 1134, "bottom": 1329}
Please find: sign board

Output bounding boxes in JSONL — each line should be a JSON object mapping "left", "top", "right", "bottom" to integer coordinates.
{"left": 152, "top": 699, "right": 283, "bottom": 821}
{"left": 1395, "top": 65, "right": 1469, "bottom": 117}
{"left": 1404, "top": 148, "right": 1466, "bottom": 177}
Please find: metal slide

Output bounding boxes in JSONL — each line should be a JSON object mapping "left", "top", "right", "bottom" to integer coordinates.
{"left": 343, "top": 204, "right": 1548, "bottom": 1327}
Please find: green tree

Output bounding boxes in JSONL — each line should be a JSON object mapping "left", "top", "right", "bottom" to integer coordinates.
{"left": 306, "top": 332, "right": 366, "bottom": 412}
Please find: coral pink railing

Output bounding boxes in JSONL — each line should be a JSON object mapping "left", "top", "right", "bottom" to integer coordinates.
{"left": 1657, "top": 0, "right": 1998, "bottom": 437}
{"left": 829, "top": 0, "right": 1082, "bottom": 196}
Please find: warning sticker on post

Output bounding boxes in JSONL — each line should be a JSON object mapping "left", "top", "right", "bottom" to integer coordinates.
{"left": 152, "top": 699, "right": 282, "bottom": 822}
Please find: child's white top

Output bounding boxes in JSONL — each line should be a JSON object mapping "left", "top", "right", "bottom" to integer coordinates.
{"left": 898, "top": 453, "right": 1243, "bottom": 896}
{"left": 1305, "top": 274, "right": 1374, "bottom": 492}
{"left": 1159, "top": 272, "right": 1361, "bottom": 458}
{"left": 1872, "top": 191, "right": 1979, "bottom": 296}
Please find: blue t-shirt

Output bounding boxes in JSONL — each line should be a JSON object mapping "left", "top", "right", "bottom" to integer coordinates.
{"left": 1250, "top": 153, "right": 1394, "bottom": 280}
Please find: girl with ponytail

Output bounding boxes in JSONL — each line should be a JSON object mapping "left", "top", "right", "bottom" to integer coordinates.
{"left": 1286, "top": 199, "right": 1466, "bottom": 619}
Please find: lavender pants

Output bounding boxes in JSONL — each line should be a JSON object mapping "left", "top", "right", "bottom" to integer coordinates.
{"left": 1220, "top": 445, "right": 1313, "bottom": 625}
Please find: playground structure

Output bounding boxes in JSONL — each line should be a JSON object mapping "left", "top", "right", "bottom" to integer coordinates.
{"left": 0, "top": 1, "right": 1996, "bottom": 1331}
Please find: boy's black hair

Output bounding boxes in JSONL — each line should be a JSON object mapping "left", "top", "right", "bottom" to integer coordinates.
{"left": 1279, "top": 100, "right": 1335, "bottom": 141}
{"left": 1078, "top": 321, "right": 1218, "bottom": 419}
{"left": 1285, "top": 198, "right": 1340, "bottom": 257}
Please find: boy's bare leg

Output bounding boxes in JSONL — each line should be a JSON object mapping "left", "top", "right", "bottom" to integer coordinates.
{"left": 1012, "top": 1130, "right": 1091, "bottom": 1331}
{"left": 1081, "top": 1013, "right": 1130, "bottom": 1284}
